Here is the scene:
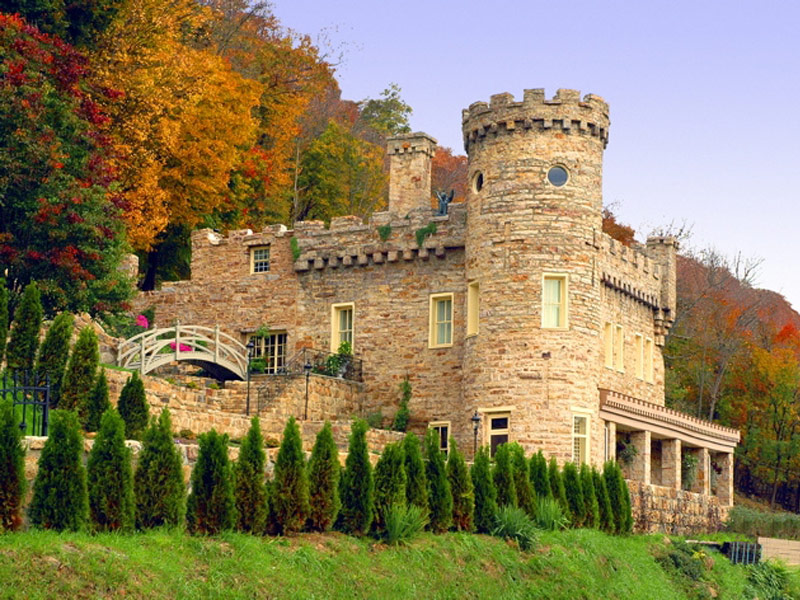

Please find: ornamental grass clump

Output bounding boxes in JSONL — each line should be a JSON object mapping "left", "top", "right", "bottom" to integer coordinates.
{"left": 447, "top": 438, "right": 474, "bottom": 532}
{"left": 307, "top": 421, "right": 340, "bottom": 532}
{"left": 0, "top": 398, "right": 25, "bottom": 531}
{"left": 471, "top": 445, "right": 497, "bottom": 533}
{"left": 233, "top": 417, "right": 269, "bottom": 534}
{"left": 338, "top": 419, "right": 374, "bottom": 535}
{"left": 384, "top": 503, "right": 428, "bottom": 546}
{"left": 424, "top": 428, "right": 452, "bottom": 533}
{"left": 186, "top": 429, "right": 236, "bottom": 534}
{"left": 532, "top": 495, "right": 568, "bottom": 531}
{"left": 372, "top": 441, "right": 406, "bottom": 533}
{"left": 272, "top": 416, "right": 310, "bottom": 534}
{"left": 492, "top": 506, "right": 539, "bottom": 551}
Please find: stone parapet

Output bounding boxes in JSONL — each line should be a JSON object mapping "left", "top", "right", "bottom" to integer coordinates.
{"left": 628, "top": 480, "right": 724, "bottom": 535}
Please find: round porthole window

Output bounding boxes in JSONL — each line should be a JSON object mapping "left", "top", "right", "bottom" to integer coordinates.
{"left": 472, "top": 171, "right": 484, "bottom": 193}
{"left": 547, "top": 166, "right": 569, "bottom": 187}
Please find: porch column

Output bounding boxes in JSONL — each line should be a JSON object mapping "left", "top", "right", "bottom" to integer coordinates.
{"left": 629, "top": 430, "right": 651, "bottom": 486}
{"left": 690, "top": 447, "right": 710, "bottom": 495}
{"left": 661, "top": 438, "right": 681, "bottom": 490}
{"left": 606, "top": 421, "right": 617, "bottom": 462}
{"left": 716, "top": 452, "right": 734, "bottom": 506}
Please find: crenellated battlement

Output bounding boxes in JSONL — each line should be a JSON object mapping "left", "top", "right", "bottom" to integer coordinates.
{"left": 461, "top": 88, "right": 610, "bottom": 153}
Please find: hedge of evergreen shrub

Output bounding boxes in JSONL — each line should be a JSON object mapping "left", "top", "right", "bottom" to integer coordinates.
{"left": 6, "top": 282, "right": 43, "bottom": 373}
{"left": 118, "top": 371, "right": 149, "bottom": 440}
{"left": 493, "top": 443, "right": 516, "bottom": 508}
{"left": 424, "top": 428, "right": 452, "bottom": 533}
{"left": 34, "top": 311, "right": 73, "bottom": 407}
{"left": 604, "top": 460, "right": 633, "bottom": 534}
{"left": 0, "top": 398, "right": 25, "bottom": 531}
{"left": 307, "top": 421, "right": 340, "bottom": 532}
{"left": 562, "top": 461, "right": 585, "bottom": 528}
{"left": 471, "top": 445, "right": 497, "bottom": 534}
{"left": 234, "top": 417, "right": 269, "bottom": 534}
{"left": 580, "top": 462, "right": 600, "bottom": 529}
{"left": 510, "top": 443, "right": 535, "bottom": 516}
{"left": 548, "top": 456, "right": 570, "bottom": 521}
{"left": 85, "top": 370, "right": 110, "bottom": 433}
{"left": 338, "top": 419, "right": 373, "bottom": 535}
{"left": 0, "top": 278, "right": 8, "bottom": 365}
{"left": 529, "top": 450, "right": 551, "bottom": 499}
{"left": 372, "top": 441, "right": 406, "bottom": 533}
{"left": 447, "top": 438, "right": 474, "bottom": 532}
{"left": 402, "top": 432, "right": 427, "bottom": 513}
{"left": 593, "top": 466, "right": 614, "bottom": 533}
{"left": 272, "top": 416, "right": 310, "bottom": 534}
{"left": 60, "top": 326, "right": 99, "bottom": 423}
{"left": 186, "top": 429, "right": 236, "bottom": 534}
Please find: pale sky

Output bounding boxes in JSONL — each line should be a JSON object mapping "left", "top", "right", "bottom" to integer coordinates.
{"left": 274, "top": 0, "right": 800, "bottom": 313}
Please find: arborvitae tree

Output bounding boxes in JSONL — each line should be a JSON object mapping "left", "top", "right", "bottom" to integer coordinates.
{"left": 85, "top": 370, "right": 110, "bottom": 433}
{"left": 372, "top": 441, "right": 406, "bottom": 533}
{"left": 0, "top": 399, "right": 25, "bottom": 531}
{"left": 593, "top": 466, "right": 614, "bottom": 533}
{"left": 338, "top": 419, "right": 374, "bottom": 535}
{"left": 135, "top": 409, "right": 185, "bottom": 529}
{"left": 604, "top": 461, "right": 633, "bottom": 534}
{"left": 117, "top": 371, "right": 149, "bottom": 440}
{"left": 402, "top": 432, "right": 428, "bottom": 513}
{"left": 562, "top": 462, "right": 585, "bottom": 528}
{"left": 60, "top": 326, "right": 99, "bottom": 423}
{"left": 87, "top": 408, "right": 135, "bottom": 531}
{"left": 7, "top": 282, "right": 43, "bottom": 373}
{"left": 234, "top": 417, "right": 269, "bottom": 534}
{"left": 471, "top": 445, "right": 497, "bottom": 534}
{"left": 0, "top": 278, "right": 8, "bottom": 365}
{"left": 34, "top": 312, "right": 73, "bottom": 406}
{"left": 548, "top": 457, "right": 571, "bottom": 521}
{"left": 307, "top": 421, "right": 340, "bottom": 532}
{"left": 29, "top": 410, "right": 89, "bottom": 531}
{"left": 186, "top": 429, "right": 236, "bottom": 534}
{"left": 272, "top": 416, "right": 310, "bottom": 534}
{"left": 493, "top": 443, "right": 516, "bottom": 508}
{"left": 530, "top": 451, "right": 551, "bottom": 499}
{"left": 510, "top": 443, "right": 535, "bottom": 516}
{"left": 447, "top": 438, "right": 474, "bottom": 532}
{"left": 424, "top": 428, "right": 452, "bottom": 533}
{"left": 580, "top": 463, "right": 600, "bottom": 529}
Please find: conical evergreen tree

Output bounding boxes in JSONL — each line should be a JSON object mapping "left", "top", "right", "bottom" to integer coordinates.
{"left": 562, "top": 462, "right": 585, "bottom": 528}
{"left": 510, "top": 443, "right": 535, "bottom": 516}
{"left": 493, "top": 443, "right": 516, "bottom": 508}
{"left": 471, "top": 445, "right": 497, "bottom": 534}
{"left": 60, "top": 326, "right": 99, "bottom": 424}
{"left": 604, "top": 460, "right": 633, "bottom": 534}
{"left": 402, "top": 432, "right": 428, "bottom": 513}
{"left": 34, "top": 312, "right": 73, "bottom": 407}
{"left": 0, "top": 278, "right": 8, "bottom": 365}
{"left": 593, "top": 466, "right": 614, "bottom": 533}
{"left": 234, "top": 417, "right": 269, "bottom": 534}
{"left": 424, "top": 428, "right": 452, "bottom": 533}
{"left": 272, "top": 416, "right": 310, "bottom": 534}
{"left": 186, "top": 429, "right": 236, "bottom": 534}
{"left": 117, "top": 371, "right": 149, "bottom": 440}
{"left": 87, "top": 408, "right": 135, "bottom": 531}
{"left": 529, "top": 450, "right": 551, "bottom": 499}
{"left": 372, "top": 441, "right": 406, "bottom": 533}
{"left": 580, "top": 463, "right": 600, "bottom": 529}
{"left": 307, "top": 421, "right": 340, "bottom": 532}
{"left": 29, "top": 410, "right": 89, "bottom": 531}
{"left": 338, "top": 419, "right": 374, "bottom": 535}
{"left": 447, "top": 438, "right": 474, "bottom": 532}
{"left": 135, "top": 409, "right": 185, "bottom": 529}
{"left": 7, "top": 282, "right": 43, "bottom": 373}
{"left": 85, "top": 370, "right": 110, "bottom": 433}
{"left": 548, "top": 457, "right": 571, "bottom": 521}
{"left": 0, "top": 398, "right": 25, "bottom": 531}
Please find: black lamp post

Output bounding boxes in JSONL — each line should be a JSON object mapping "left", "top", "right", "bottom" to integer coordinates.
{"left": 303, "top": 357, "right": 313, "bottom": 420}
{"left": 471, "top": 411, "right": 481, "bottom": 456}
{"left": 245, "top": 340, "right": 255, "bottom": 415}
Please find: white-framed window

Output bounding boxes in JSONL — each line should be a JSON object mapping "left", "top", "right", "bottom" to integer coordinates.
{"left": 250, "top": 246, "right": 270, "bottom": 273}
{"left": 331, "top": 303, "right": 354, "bottom": 352}
{"left": 634, "top": 333, "right": 644, "bottom": 380}
{"left": 429, "top": 421, "right": 450, "bottom": 456}
{"left": 614, "top": 324, "right": 624, "bottom": 372}
{"left": 572, "top": 413, "right": 590, "bottom": 464}
{"left": 645, "top": 337, "right": 654, "bottom": 383}
{"left": 467, "top": 281, "right": 480, "bottom": 337}
{"left": 429, "top": 293, "right": 454, "bottom": 348}
{"left": 542, "top": 274, "right": 568, "bottom": 329}
{"left": 248, "top": 332, "right": 287, "bottom": 374}
{"left": 603, "top": 322, "right": 614, "bottom": 369}
{"left": 486, "top": 412, "right": 510, "bottom": 457}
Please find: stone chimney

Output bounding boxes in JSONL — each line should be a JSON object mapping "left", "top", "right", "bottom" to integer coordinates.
{"left": 387, "top": 132, "right": 437, "bottom": 215}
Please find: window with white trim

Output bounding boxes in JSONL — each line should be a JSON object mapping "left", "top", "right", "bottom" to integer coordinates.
{"left": 614, "top": 324, "right": 624, "bottom": 372}
{"left": 331, "top": 303, "right": 354, "bottom": 351}
{"left": 645, "top": 337, "right": 654, "bottom": 383}
{"left": 429, "top": 293, "right": 453, "bottom": 348}
{"left": 248, "top": 332, "right": 287, "bottom": 374}
{"left": 573, "top": 414, "right": 589, "bottom": 464}
{"left": 429, "top": 421, "right": 450, "bottom": 456}
{"left": 486, "top": 412, "right": 510, "bottom": 457}
{"left": 634, "top": 333, "right": 644, "bottom": 380}
{"left": 250, "top": 246, "right": 270, "bottom": 273}
{"left": 467, "top": 281, "right": 479, "bottom": 337}
{"left": 542, "top": 274, "right": 567, "bottom": 329}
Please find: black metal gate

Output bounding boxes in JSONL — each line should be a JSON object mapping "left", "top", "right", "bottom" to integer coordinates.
{"left": 723, "top": 541, "right": 762, "bottom": 565}
{"left": 0, "top": 371, "right": 51, "bottom": 436}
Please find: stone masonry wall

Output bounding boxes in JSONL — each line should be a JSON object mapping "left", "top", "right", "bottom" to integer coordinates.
{"left": 628, "top": 480, "right": 724, "bottom": 535}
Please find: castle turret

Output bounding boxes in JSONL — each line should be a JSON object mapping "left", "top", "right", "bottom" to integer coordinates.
{"left": 461, "top": 88, "right": 610, "bottom": 461}
{"left": 387, "top": 132, "right": 437, "bottom": 215}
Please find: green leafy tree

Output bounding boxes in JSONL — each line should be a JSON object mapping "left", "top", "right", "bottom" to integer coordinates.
{"left": 29, "top": 410, "right": 88, "bottom": 531}
{"left": 604, "top": 460, "right": 633, "bottom": 534}
{"left": 447, "top": 438, "right": 474, "bottom": 532}
{"left": 307, "top": 421, "right": 341, "bottom": 532}
{"left": 358, "top": 83, "right": 412, "bottom": 137}
{"left": 6, "top": 282, "right": 43, "bottom": 373}
{"left": 0, "top": 279, "right": 9, "bottom": 366}
{"left": 562, "top": 462, "right": 585, "bottom": 528}
{"left": 0, "top": 398, "right": 25, "bottom": 531}
{"left": 272, "top": 416, "right": 310, "bottom": 534}
{"left": 186, "top": 429, "right": 236, "bottom": 534}
{"left": 402, "top": 432, "right": 428, "bottom": 513}
{"left": 391, "top": 376, "right": 411, "bottom": 432}
{"left": 493, "top": 443, "right": 516, "bottom": 508}
{"left": 530, "top": 450, "right": 551, "bottom": 499}
{"left": 4, "top": 0, "right": 121, "bottom": 47}
{"left": 424, "top": 428, "right": 452, "bottom": 533}
{"left": 580, "top": 463, "right": 600, "bottom": 529}
{"left": 85, "top": 370, "right": 110, "bottom": 433}
{"left": 373, "top": 441, "right": 406, "bottom": 533}
{"left": 510, "top": 443, "right": 536, "bottom": 516}
{"left": 338, "top": 419, "right": 374, "bottom": 535}
{"left": 134, "top": 409, "right": 185, "bottom": 529}
{"left": 117, "top": 371, "right": 149, "bottom": 440}
{"left": 60, "top": 326, "right": 99, "bottom": 423}
{"left": 87, "top": 408, "right": 135, "bottom": 531}
{"left": 234, "top": 417, "right": 269, "bottom": 534}
{"left": 548, "top": 457, "right": 571, "bottom": 521}
{"left": 593, "top": 466, "right": 614, "bottom": 533}
{"left": 34, "top": 312, "right": 73, "bottom": 407}
{"left": 471, "top": 446, "right": 497, "bottom": 534}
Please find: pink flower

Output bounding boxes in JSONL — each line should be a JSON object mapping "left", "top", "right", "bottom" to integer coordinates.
{"left": 135, "top": 314, "right": 149, "bottom": 328}
{"left": 169, "top": 341, "right": 193, "bottom": 352}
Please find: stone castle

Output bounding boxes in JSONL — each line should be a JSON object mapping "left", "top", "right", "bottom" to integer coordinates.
{"left": 135, "top": 87, "right": 740, "bottom": 524}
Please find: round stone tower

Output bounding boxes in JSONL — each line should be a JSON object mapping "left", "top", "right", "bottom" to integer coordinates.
{"left": 461, "top": 88, "right": 610, "bottom": 462}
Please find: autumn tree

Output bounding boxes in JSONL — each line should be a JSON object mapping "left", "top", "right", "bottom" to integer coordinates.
{"left": 431, "top": 147, "right": 468, "bottom": 203}
{"left": 4, "top": 0, "right": 121, "bottom": 47}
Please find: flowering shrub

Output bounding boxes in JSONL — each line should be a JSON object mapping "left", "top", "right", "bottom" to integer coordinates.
{"left": 135, "top": 315, "right": 149, "bottom": 329}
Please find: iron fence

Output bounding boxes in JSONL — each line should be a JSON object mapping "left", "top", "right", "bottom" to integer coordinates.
{"left": 1, "top": 370, "right": 51, "bottom": 436}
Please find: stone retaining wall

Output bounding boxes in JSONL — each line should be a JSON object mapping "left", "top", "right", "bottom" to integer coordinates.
{"left": 628, "top": 480, "right": 724, "bottom": 535}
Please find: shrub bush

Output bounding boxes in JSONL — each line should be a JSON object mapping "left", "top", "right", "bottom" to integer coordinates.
{"left": 492, "top": 506, "right": 539, "bottom": 551}
{"left": 60, "top": 326, "right": 99, "bottom": 423}
{"left": 425, "top": 428, "right": 452, "bottom": 533}
{"left": 307, "top": 421, "right": 340, "bottom": 532}
{"left": 510, "top": 443, "right": 535, "bottom": 516}
{"left": 85, "top": 370, "right": 110, "bottom": 433}
{"left": 391, "top": 377, "right": 411, "bottom": 432}
{"left": 402, "top": 432, "right": 428, "bottom": 513}
{"left": 493, "top": 443, "right": 516, "bottom": 508}
{"left": 272, "top": 416, "right": 310, "bottom": 534}
{"left": 745, "top": 561, "right": 800, "bottom": 600}
{"left": 529, "top": 450, "right": 551, "bottom": 499}
{"left": 373, "top": 441, "right": 406, "bottom": 533}
{"left": 471, "top": 445, "right": 497, "bottom": 534}
{"left": 186, "top": 429, "right": 236, "bottom": 534}
{"left": 135, "top": 409, "right": 185, "bottom": 529}
{"left": 0, "top": 278, "right": 7, "bottom": 365}
{"left": 0, "top": 398, "right": 25, "bottom": 531}
{"left": 233, "top": 417, "right": 269, "bottom": 534}
{"left": 533, "top": 495, "right": 568, "bottom": 531}
{"left": 726, "top": 505, "right": 800, "bottom": 540}
{"left": 87, "top": 408, "right": 135, "bottom": 532}
{"left": 29, "top": 410, "right": 89, "bottom": 531}
{"left": 6, "top": 282, "right": 43, "bottom": 373}
{"left": 384, "top": 503, "right": 428, "bottom": 546}
{"left": 34, "top": 311, "right": 73, "bottom": 407}
{"left": 117, "top": 371, "right": 149, "bottom": 440}
{"left": 562, "top": 461, "right": 584, "bottom": 528}
{"left": 338, "top": 419, "right": 374, "bottom": 535}
{"left": 447, "top": 438, "right": 474, "bottom": 532}
{"left": 580, "top": 462, "right": 600, "bottom": 529}
{"left": 548, "top": 457, "right": 570, "bottom": 521}
{"left": 604, "top": 460, "right": 632, "bottom": 534}
{"left": 593, "top": 466, "right": 614, "bottom": 533}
